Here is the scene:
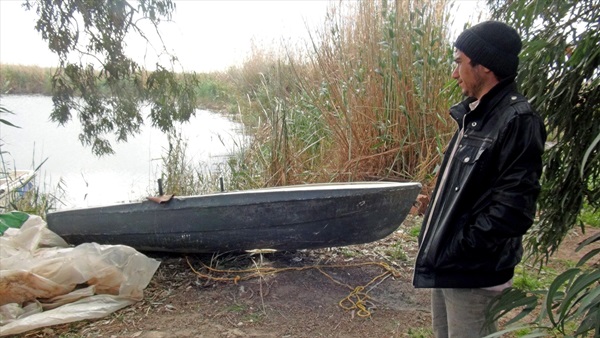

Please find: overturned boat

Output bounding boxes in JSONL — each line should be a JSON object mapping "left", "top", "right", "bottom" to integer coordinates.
{"left": 46, "top": 181, "right": 421, "bottom": 253}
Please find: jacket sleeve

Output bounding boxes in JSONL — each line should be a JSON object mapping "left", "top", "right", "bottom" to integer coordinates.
{"left": 458, "top": 110, "right": 546, "bottom": 251}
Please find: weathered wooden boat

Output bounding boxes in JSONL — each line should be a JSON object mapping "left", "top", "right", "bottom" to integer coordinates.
{"left": 46, "top": 181, "right": 421, "bottom": 253}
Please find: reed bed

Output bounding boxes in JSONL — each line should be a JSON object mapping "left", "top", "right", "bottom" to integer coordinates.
{"left": 0, "top": 64, "right": 54, "bottom": 95}
{"left": 0, "top": 64, "right": 236, "bottom": 114}
{"left": 228, "top": 0, "right": 458, "bottom": 190}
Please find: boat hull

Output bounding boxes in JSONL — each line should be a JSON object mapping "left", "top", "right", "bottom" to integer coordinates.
{"left": 46, "top": 182, "right": 421, "bottom": 253}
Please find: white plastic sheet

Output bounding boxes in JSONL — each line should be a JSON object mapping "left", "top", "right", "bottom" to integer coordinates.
{"left": 0, "top": 215, "right": 160, "bottom": 336}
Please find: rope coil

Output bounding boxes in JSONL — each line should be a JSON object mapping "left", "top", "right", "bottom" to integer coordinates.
{"left": 185, "top": 256, "right": 401, "bottom": 318}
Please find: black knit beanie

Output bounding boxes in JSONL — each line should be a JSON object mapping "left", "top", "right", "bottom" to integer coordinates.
{"left": 454, "top": 21, "right": 522, "bottom": 79}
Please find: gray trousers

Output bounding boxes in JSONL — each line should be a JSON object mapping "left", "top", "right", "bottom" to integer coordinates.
{"left": 431, "top": 288, "right": 501, "bottom": 338}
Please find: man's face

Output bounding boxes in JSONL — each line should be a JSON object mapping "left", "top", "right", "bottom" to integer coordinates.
{"left": 452, "top": 49, "right": 485, "bottom": 99}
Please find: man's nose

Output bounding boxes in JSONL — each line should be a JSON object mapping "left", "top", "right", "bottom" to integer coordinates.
{"left": 451, "top": 66, "right": 459, "bottom": 79}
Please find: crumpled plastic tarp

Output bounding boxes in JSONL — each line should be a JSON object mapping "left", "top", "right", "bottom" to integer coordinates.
{"left": 0, "top": 214, "right": 161, "bottom": 336}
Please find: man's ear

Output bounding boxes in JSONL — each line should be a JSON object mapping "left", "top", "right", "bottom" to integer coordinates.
{"left": 479, "top": 65, "right": 500, "bottom": 82}
{"left": 478, "top": 64, "right": 493, "bottom": 74}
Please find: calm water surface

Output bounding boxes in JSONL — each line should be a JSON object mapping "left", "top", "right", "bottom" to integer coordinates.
{"left": 0, "top": 95, "right": 246, "bottom": 209}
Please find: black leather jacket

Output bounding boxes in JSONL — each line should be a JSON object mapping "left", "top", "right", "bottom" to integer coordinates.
{"left": 413, "top": 79, "right": 546, "bottom": 288}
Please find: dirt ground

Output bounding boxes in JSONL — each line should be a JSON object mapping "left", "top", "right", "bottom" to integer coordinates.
{"left": 14, "top": 216, "right": 600, "bottom": 338}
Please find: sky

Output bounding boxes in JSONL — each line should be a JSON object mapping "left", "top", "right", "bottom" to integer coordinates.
{"left": 0, "top": 0, "right": 487, "bottom": 73}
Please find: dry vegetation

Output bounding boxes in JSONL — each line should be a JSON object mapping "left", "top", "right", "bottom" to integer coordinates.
{"left": 222, "top": 0, "right": 457, "bottom": 191}
{"left": 0, "top": 65, "right": 53, "bottom": 95}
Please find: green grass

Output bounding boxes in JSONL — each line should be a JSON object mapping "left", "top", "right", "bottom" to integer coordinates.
{"left": 226, "top": 304, "right": 246, "bottom": 313}
{"left": 407, "top": 327, "right": 433, "bottom": 338}
{"left": 408, "top": 224, "right": 422, "bottom": 238}
{"left": 340, "top": 248, "right": 358, "bottom": 258}
{"left": 579, "top": 202, "right": 600, "bottom": 228}
{"left": 385, "top": 242, "right": 409, "bottom": 261}
{"left": 243, "top": 311, "right": 264, "bottom": 323}
{"left": 514, "top": 327, "right": 533, "bottom": 336}
{"left": 512, "top": 262, "right": 569, "bottom": 292}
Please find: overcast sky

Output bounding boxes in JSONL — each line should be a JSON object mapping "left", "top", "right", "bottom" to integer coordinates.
{"left": 0, "top": 0, "right": 486, "bottom": 73}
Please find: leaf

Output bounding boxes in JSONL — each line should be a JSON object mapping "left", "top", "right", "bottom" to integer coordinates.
{"left": 576, "top": 232, "right": 600, "bottom": 252}
{"left": 557, "top": 269, "right": 600, "bottom": 325}
{"left": 574, "top": 304, "right": 600, "bottom": 336}
{"left": 545, "top": 268, "right": 581, "bottom": 326}
{"left": 581, "top": 132, "right": 600, "bottom": 179}
{"left": 21, "top": 0, "right": 199, "bottom": 156}
{"left": 573, "top": 284, "right": 600, "bottom": 319}
{"left": 576, "top": 248, "right": 600, "bottom": 267}
{"left": 0, "top": 118, "right": 21, "bottom": 128}
{"left": 486, "top": 288, "right": 538, "bottom": 326}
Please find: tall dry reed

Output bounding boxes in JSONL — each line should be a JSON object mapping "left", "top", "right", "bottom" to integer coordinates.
{"left": 229, "top": 0, "right": 458, "bottom": 190}
{"left": 309, "top": 0, "right": 456, "bottom": 184}
{"left": 0, "top": 64, "right": 54, "bottom": 95}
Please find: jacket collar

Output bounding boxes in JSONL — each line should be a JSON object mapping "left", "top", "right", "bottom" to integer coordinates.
{"left": 449, "top": 76, "right": 517, "bottom": 125}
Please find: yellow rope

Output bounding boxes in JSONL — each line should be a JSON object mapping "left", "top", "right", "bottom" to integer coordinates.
{"left": 339, "top": 286, "right": 371, "bottom": 317}
{"left": 185, "top": 256, "right": 400, "bottom": 318}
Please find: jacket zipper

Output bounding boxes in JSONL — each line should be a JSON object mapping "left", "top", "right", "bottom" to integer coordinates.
{"left": 413, "top": 116, "right": 466, "bottom": 283}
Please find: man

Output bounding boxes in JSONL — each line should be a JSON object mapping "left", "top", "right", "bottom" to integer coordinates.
{"left": 412, "top": 21, "right": 546, "bottom": 337}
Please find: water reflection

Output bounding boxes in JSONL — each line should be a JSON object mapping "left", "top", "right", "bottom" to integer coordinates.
{"left": 0, "top": 95, "right": 246, "bottom": 209}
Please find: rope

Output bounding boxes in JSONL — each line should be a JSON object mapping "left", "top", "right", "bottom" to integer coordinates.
{"left": 185, "top": 256, "right": 401, "bottom": 317}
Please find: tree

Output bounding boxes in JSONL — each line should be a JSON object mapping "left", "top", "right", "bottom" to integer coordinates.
{"left": 484, "top": 0, "right": 599, "bottom": 336}
{"left": 24, "top": 0, "right": 199, "bottom": 156}
{"left": 488, "top": 0, "right": 599, "bottom": 260}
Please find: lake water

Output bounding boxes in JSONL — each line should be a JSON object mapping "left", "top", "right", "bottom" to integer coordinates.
{"left": 0, "top": 95, "right": 247, "bottom": 209}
